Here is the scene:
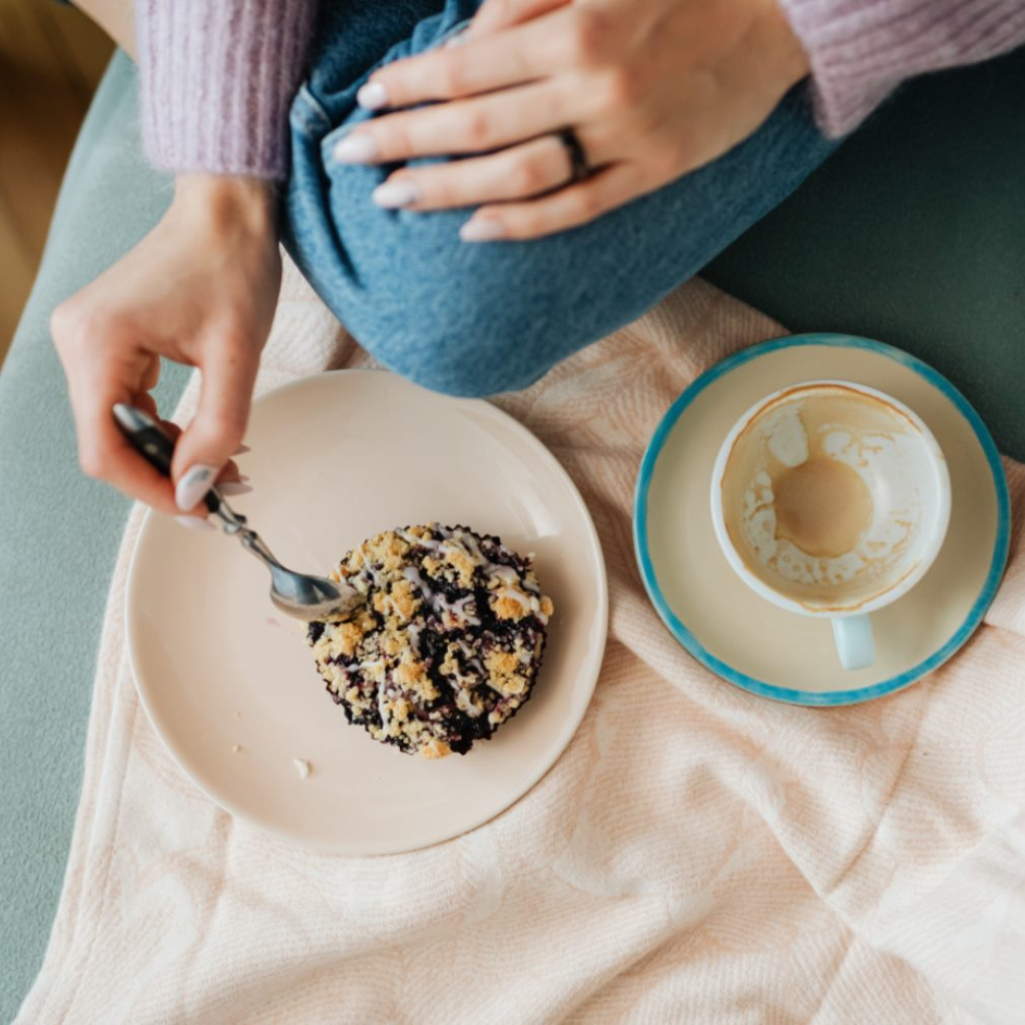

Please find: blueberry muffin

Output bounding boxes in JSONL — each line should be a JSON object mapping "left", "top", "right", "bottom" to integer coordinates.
{"left": 307, "top": 524, "right": 554, "bottom": 759}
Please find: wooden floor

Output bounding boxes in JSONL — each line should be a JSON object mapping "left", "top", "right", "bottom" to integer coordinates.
{"left": 0, "top": 0, "right": 113, "bottom": 363}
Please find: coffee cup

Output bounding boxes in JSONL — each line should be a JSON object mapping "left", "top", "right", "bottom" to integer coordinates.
{"left": 710, "top": 380, "right": 951, "bottom": 671}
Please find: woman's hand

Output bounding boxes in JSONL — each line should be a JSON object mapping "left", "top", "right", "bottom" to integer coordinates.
{"left": 51, "top": 174, "right": 281, "bottom": 521}
{"left": 336, "top": 0, "right": 809, "bottom": 241}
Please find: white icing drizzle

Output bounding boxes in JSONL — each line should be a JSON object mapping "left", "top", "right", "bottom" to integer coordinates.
{"left": 364, "top": 564, "right": 388, "bottom": 590}
{"left": 448, "top": 596, "right": 480, "bottom": 627}
{"left": 454, "top": 640, "right": 487, "bottom": 680}
{"left": 406, "top": 622, "right": 422, "bottom": 655}
{"left": 454, "top": 686, "right": 484, "bottom": 717}
{"left": 401, "top": 564, "right": 427, "bottom": 588}
{"left": 438, "top": 540, "right": 466, "bottom": 565}
{"left": 494, "top": 587, "right": 535, "bottom": 615}
{"left": 401, "top": 566, "right": 442, "bottom": 613}
{"left": 489, "top": 565, "right": 520, "bottom": 585}
{"left": 360, "top": 658, "right": 386, "bottom": 683}
{"left": 454, "top": 529, "right": 484, "bottom": 562}
{"left": 449, "top": 528, "right": 534, "bottom": 587}
{"left": 402, "top": 528, "right": 542, "bottom": 610}
{"left": 403, "top": 564, "right": 484, "bottom": 627}
{"left": 398, "top": 528, "right": 443, "bottom": 552}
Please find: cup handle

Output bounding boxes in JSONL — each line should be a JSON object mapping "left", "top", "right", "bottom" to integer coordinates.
{"left": 832, "top": 615, "right": 875, "bottom": 671}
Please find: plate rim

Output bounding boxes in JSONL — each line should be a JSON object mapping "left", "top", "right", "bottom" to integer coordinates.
{"left": 632, "top": 333, "right": 1011, "bottom": 707}
{"left": 126, "top": 368, "right": 609, "bottom": 853}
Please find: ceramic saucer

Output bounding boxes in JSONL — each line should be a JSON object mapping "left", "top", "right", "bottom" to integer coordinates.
{"left": 633, "top": 333, "right": 1010, "bottom": 706}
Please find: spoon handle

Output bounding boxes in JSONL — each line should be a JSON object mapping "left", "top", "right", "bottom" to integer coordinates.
{"left": 112, "top": 404, "right": 220, "bottom": 513}
{"left": 112, "top": 403, "right": 362, "bottom": 621}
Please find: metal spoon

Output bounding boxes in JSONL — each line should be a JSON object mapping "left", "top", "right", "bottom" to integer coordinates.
{"left": 113, "top": 404, "right": 364, "bottom": 622}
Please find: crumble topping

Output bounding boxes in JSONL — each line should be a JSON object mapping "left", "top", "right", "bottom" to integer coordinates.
{"left": 308, "top": 524, "right": 553, "bottom": 758}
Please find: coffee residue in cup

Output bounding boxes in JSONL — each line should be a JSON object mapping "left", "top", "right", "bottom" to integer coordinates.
{"left": 720, "top": 385, "right": 931, "bottom": 609}
{"left": 773, "top": 457, "right": 874, "bottom": 559}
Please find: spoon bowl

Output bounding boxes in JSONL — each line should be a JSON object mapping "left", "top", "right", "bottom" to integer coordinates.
{"left": 113, "top": 403, "right": 364, "bottom": 622}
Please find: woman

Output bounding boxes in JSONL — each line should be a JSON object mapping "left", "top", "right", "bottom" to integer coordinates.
{"left": 52, "top": 0, "right": 1025, "bottom": 526}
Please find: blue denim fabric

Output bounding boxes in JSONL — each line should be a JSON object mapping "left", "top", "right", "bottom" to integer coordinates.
{"left": 284, "top": 0, "right": 838, "bottom": 397}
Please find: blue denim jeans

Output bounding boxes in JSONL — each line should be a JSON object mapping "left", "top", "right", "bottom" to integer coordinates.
{"left": 284, "top": 0, "right": 838, "bottom": 397}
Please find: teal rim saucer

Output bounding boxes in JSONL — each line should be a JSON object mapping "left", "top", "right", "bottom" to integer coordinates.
{"left": 633, "top": 333, "right": 1011, "bottom": 707}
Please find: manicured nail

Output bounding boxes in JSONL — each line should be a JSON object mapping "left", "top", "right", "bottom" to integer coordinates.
{"left": 357, "top": 81, "right": 389, "bottom": 110}
{"left": 333, "top": 133, "right": 380, "bottom": 163}
{"left": 175, "top": 463, "right": 221, "bottom": 511}
{"left": 372, "top": 180, "right": 420, "bottom": 209}
{"left": 460, "top": 218, "right": 506, "bottom": 242}
{"left": 175, "top": 515, "right": 216, "bottom": 531}
{"left": 217, "top": 481, "right": 253, "bottom": 497}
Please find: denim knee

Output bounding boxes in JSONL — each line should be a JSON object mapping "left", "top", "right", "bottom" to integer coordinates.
{"left": 367, "top": 318, "right": 548, "bottom": 399}
{"left": 351, "top": 243, "right": 576, "bottom": 399}
{"left": 289, "top": 64, "right": 839, "bottom": 401}
{"left": 375, "top": 340, "right": 540, "bottom": 399}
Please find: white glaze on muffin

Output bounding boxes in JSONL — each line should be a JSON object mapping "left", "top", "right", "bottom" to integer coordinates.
{"left": 307, "top": 525, "right": 553, "bottom": 758}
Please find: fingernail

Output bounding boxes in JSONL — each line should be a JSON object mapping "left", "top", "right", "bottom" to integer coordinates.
{"left": 460, "top": 218, "right": 506, "bottom": 242}
{"left": 333, "top": 133, "right": 380, "bottom": 163}
{"left": 175, "top": 515, "right": 216, "bottom": 531}
{"left": 372, "top": 180, "right": 420, "bottom": 209}
{"left": 218, "top": 481, "right": 253, "bottom": 497}
{"left": 356, "top": 81, "right": 389, "bottom": 110}
{"left": 444, "top": 28, "right": 470, "bottom": 49}
{"left": 175, "top": 463, "right": 221, "bottom": 511}
{"left": 234, "top": 444, "right": 251, "bottom": 455}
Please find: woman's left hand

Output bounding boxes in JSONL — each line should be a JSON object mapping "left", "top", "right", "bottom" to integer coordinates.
{"left": 334, "top": 0, "right": 810, "bottom": 241}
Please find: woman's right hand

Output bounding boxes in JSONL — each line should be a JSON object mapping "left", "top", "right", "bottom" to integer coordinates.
{"left": 51, "top": 174, "right": 281, "bottom": 522}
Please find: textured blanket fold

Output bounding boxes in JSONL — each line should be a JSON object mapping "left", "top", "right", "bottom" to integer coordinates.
{"left": 18, "top": 261, "right": 1025, "bottom": 1024}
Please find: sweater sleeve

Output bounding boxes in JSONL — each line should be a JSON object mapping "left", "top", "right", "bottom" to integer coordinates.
{"left": 779, "top": 0, "right": 1025, "bottom": 138}
{"left": 136, "top": 0, "right": 319, "bottom": 180}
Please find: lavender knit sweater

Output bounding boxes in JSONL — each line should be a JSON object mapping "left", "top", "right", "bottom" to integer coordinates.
{"left": 136, "top": 0, "right": 1025, "bottom": 180}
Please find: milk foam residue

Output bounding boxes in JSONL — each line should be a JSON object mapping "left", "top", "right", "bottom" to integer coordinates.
{"left": 737, "top": 401, "right": 923, "bottom": 597}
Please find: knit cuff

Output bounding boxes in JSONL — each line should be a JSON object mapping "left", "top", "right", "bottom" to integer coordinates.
{"left": 136, "top": 0, "right": 318, "bottom": 180}
{"left": 779, "top": 0, "right": 1025, "bottom": 138}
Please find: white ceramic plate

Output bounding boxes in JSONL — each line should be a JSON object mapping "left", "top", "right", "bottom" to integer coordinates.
{"left": 634, "top": 334, "right": 1010, "bottom": 706}
{"left": 127, "top": 371, "right": 607, "bottom": 854}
